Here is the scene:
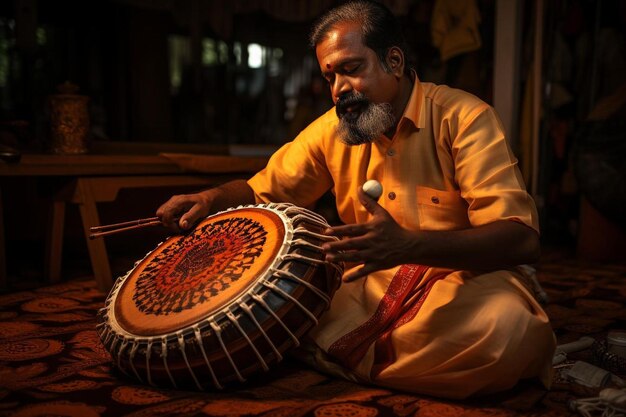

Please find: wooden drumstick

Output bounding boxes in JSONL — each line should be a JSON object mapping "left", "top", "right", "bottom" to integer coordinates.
{"left": 90, "top": 217, "right": 160, "bottom": 232}
{"left": 89, "top": 215, "right": 187, "bottom": 239}
{"left": 89, "top": 219, "right": 163, "bottom": 239}
{"left": 89, "top": 221, "right": 162, "bottom": 239}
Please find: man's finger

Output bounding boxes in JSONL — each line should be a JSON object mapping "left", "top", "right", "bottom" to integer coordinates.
{"left": 322, "top": 236, "right": 370, "bottom": 254}
{"left": 156, "top": 202, "right": 174, "bottom": 225}
{"left": 157, "top": 197, "right": 187, "bottom": 226}
{"left": 324, "top": 223, "right": 367, "bottom": 238}
{"left": 357, "top": 187, "right": 385, "bottom": 216}
{"left": 179, "top": 204, "right": 206, "bottom": 230}
{"left": 326, "top": 249, "right": 368, "bottom": 263}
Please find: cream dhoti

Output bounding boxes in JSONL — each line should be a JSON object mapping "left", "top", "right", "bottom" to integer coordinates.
{"left": 305, "top": 265, "right": 556, "bottom": 399}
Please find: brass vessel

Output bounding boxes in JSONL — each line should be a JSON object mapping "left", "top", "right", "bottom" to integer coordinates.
{"left": 49, "top": 82, "right": 90, "bottom": 154}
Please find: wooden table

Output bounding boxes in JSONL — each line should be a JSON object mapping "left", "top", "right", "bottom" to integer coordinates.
{"left": 0, "top": 151, "right": 270, "bottom": 291}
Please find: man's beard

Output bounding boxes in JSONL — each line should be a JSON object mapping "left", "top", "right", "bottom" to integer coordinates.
{"left": 335, "top": 91, "right": 396, "bottom": 146}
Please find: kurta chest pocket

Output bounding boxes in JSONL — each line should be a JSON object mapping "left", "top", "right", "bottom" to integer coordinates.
{"left": 416, "top": 186, "right": 471, "bottom": 230}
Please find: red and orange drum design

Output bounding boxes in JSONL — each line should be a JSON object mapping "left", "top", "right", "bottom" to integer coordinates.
{"left": 97, "top": 203, "right": 343, "bottom": 389}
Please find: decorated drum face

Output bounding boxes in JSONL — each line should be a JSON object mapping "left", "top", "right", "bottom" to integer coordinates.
{"left": 97, "top": 203, "right": 343, "bottom": 390}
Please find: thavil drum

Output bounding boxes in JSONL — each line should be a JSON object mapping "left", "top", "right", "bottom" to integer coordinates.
{"left": 97, "top": 203, "right": 343, "bottom": 389}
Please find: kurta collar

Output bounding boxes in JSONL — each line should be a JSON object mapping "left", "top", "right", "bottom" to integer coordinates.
{"left": 399, "top": 70, "right": 425, "bottom": 130}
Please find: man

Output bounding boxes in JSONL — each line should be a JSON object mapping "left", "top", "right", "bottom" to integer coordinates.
{"left": 157, "top": 0, "right": 555, "bottom": 399}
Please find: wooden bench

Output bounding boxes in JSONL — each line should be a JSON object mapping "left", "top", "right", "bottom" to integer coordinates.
{"left": 0, "top": 151, "right": 270, "bottom": 291}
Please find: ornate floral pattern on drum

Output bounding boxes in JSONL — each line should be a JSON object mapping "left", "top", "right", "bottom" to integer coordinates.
{"left": 133, "top": 218, "right": 269, "bottom": 315}
{"left": 114, "top": 208, "right": 285, "bottom": 336}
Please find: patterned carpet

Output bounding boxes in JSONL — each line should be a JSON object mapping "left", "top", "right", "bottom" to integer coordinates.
{"left": 1, "top": 252, "right": 625, "bottom": 417}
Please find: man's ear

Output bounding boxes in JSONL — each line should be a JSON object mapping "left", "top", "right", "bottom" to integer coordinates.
{"left": 386, "top": 47, "right": 405, "bottom": 77}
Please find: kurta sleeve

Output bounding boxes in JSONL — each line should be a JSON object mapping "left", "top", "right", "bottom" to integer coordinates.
{"left": 450, "top": 105, "right": 539, "bottom": 233}
{"left": 247, "top": 117, "right": 334, "bottom": 208}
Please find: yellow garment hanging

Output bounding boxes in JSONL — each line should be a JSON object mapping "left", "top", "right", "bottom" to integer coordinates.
{"left": 431, "top": 0, "right": 482, "bottom": 62}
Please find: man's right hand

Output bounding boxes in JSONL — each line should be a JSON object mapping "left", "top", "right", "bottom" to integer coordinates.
{"left": 155, "top": 179, "right": 258, "bottom": 234}
{"left": 156, "top": 191, "right": 212, "bottom": 233}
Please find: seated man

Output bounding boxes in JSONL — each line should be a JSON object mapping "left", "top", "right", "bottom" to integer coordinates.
{"left": 157, "top": 0, "right": 555, "bottom": 399}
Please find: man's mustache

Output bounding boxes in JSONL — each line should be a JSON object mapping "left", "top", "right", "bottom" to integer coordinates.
{"left": 336, "top": 92, "right": 370, "bottom": 118}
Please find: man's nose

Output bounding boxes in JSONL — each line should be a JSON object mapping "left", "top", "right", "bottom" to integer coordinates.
{"left": 331, "top": 75, "right": 352, "bottom": 101}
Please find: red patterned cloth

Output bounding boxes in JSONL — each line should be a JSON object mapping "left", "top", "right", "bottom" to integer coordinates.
{"left": 0, "top": 254, "right": 625, "bottom": 416}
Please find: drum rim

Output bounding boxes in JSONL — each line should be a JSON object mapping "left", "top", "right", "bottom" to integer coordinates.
{"left": 101, "top": 203, "right": 296, "bottom": 341}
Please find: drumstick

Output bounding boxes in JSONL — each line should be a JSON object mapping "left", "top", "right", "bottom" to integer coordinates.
{"left": 90, "top": 217, "right": 160, "bottom": 232}
{"left": 89, "top": 219, "right": 162, "bottom": 239}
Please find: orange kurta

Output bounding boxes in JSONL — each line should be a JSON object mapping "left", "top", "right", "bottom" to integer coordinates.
{"left": 247, "top": 74, "right": 555, "bottom": 398}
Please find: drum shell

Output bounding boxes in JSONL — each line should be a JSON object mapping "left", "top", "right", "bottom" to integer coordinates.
{"left": 97, "top": 204, "right": 342, "bottom": 390}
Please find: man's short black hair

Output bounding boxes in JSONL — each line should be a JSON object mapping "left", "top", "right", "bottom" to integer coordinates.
{"left": 309, "top": 0, "right": 414, "bottom": 76}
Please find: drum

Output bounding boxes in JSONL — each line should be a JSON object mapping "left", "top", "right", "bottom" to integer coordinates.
{"left": 96, "top": 203, "right": 343, "bottom": 390}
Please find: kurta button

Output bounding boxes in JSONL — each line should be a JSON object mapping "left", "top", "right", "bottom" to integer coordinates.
{"left": 388, "top": 192, "right": 396, "bottom": 200}
{"left": 431, "top": 196, "right": 440, "bottom": 204}
{"left": 387, "top": 149, "right": 395, "bottom": 156}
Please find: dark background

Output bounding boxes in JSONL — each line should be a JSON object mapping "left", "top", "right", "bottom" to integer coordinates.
{"left": 0, "top": 0, "right": 625, "bottom": 284}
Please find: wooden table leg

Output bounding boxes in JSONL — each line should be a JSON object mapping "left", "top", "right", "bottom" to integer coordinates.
{"left": 68, "top": 174, "right": 222, "bottom": 292}
{"left": 75, "top": 178, "right": 113, "bottom": 291}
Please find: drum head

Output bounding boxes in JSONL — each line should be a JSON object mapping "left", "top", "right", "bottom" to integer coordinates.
{"left": 114, "top": 207, "right": 286, "bottom": 336}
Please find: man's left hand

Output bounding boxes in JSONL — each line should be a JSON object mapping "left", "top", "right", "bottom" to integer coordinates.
{"left": 322, "top": 187, "right": 414, "bottom": 282}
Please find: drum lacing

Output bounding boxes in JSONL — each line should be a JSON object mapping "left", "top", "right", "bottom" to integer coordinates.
{"left": 161, "top": 337, "right": 177, "bottom": 388}
{"left": 281, "top": 251, "right": 343, "bottom": 275}
{"left": 210, "top": 319, "right": 246, "bottom": 382}
{"left": 290, "top": 227, "right": 343, "bottom": 274}
{"left": 261, "top": 279, "right": 319, "bottom": 324}
{"left": 271, "top": 268, "right": 331, "bottom": 306}
{"left": 146, "top": 340, "right": 154, "bottom": 386}
{"left": 117, "top": 339, "right": 130, "bottom": 376}
{"left": 102, "top": 327, "right": 115, "bottom": 349}
{"left": 128, "top": 340, "right": 143, "bottom": 383}
{"left": 193, "top": 326, "right": 222, "bottom": 389}
{"left": 96, "top": 328, "right": 113, "bottom": 350}
{"left": 282, "top": 205, "right": 328, "bottom": 225}
{"left": 226, "top": 310, "right": 270, "bottom": 371}
{"left": 292, "top": 216, "right": 332, "bottom": 232}
{"left": 250, "top": 293, "right": 300, "bottom": 346}
{"left": 109, "top": 335, "right": 120, "bottom": 364}
{"left": 293, "top": 227, "right": 333, "bottom": 242}
{"left": 177, "top": 332, "right": 203, "bottom": 390}
{"left": 239, "top": 300, "right": 283, "bottom": 362}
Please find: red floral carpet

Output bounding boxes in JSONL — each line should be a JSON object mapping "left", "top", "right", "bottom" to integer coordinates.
{"left": 1, "top": 253, "right": 625, "bottom": 417}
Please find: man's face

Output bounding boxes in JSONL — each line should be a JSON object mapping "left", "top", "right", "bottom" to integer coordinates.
{"left": 316, "top": 21, "right": 401, "bottom": 145}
